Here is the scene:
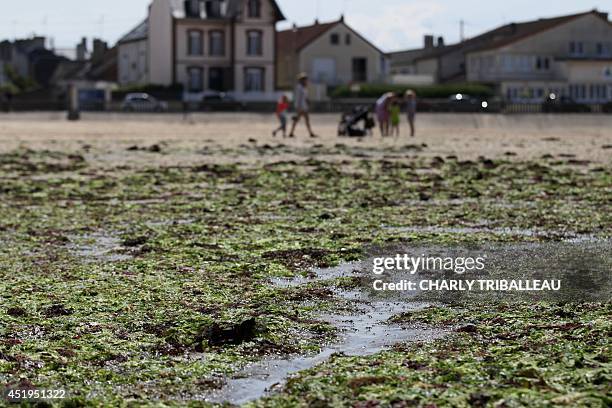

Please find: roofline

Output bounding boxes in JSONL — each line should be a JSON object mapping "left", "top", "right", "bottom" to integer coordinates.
{"left": 407, "top": 10, "right": 609, "bottom": 61}
{"left": 118, "top": 36, "right": 148, "bottom": 45}
{"left": 466, "top": 10, "right": 609, "bottom": 54}
{"left": 278, "top": 18, "right": 385, "bottom": 54}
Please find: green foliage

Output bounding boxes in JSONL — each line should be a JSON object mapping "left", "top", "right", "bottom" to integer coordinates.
{"left": 331, "top": 82, "right": 495, "bottom": 98}
{"left": 2, "top": 64, "right": 37, "bottom": 92}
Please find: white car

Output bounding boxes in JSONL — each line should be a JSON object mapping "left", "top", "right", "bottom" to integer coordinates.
{"left": 121, "top": 93, "right": 168, "bottom": 112}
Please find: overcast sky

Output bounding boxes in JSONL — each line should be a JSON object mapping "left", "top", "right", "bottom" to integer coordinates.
{"left": 0, "top": 0, "right": 610, "bottom": 52}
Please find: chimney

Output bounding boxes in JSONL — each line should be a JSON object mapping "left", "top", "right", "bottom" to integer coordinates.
{"left": 76, "top": 37, "right": 87, "bottom": 61}
{"left": 437, "top": 36, "right": 444, "bottom": 47}
{"left": 340, "top": 14, "right": 344, "bottom": 22}
{"left": 424, "top": 35, "right": 434, "bottom": 49}
{"left": 92, "top": 38, "right": 108, "bottom": 61}
{"left": 314, "top": 18, "right": 319, "bottom": 25}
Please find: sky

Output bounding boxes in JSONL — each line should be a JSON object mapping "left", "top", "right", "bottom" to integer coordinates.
{"left": 0, "top": 0, "right": 610, "bottom": 52}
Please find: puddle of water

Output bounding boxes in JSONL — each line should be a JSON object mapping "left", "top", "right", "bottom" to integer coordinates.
{"left": 68, "top": 233, "right": 131, "bottom": 262}
{"left": 206, "top": 239, "right": 611, "bottom": 404}
{"left": 207, "top": 262, "right": 443, "bottom": 405}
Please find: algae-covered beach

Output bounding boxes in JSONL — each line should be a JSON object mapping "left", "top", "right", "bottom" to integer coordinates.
{"left": 0, "top": 113, "right": 610, "bottom": 407}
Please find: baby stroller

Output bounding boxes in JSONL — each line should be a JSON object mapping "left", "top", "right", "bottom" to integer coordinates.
{"left": 338, "top": 106, "right": 376, "bottom": 137}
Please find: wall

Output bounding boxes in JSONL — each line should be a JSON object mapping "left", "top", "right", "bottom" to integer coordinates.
{"left": 467, "top": 13, "right": 612, "bottom": 83}
{"left": 233, "top": 0, "right": 277, "bottom": 94}
{"left": 415, "top": 58, "right": 439, "bottom": 79}
{"left": 148, "top": 0, "right": 174, "bottom": 85}
{"left": 299, "top": 22, "right": 386, "bottom": 85}
{"left": 118, "top": 39, "right": 148, "bottom": 86}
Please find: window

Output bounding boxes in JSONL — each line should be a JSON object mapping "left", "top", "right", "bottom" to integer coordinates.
{"left": 186, "top": 0, "right": 201, "bottom": 18}
{"left": 570, "top": 41, "right": 584, "bottom": 55}
{"left": 205, "top": 0, "right": 224, "bottom": 18}
{"left": 330, "top": 33, "right": 339, "bottom": 45}
{"left": 244, "top": 67, "right": 264, "bottom": 92}
{"left": 246, "top": 30, "right": 262, "bottom": 56}
{"left": 352, "top": 57, "right": 367, "bottom": 82}
{"left": 188, "top": 30, "right": 203, "bottom": 55}
{"left": 247, "top": 0, "right": 261, "bottom": 18}
{"left": 345, "top": 34, "right": 351, "bottom": 45}
{"left": 209, "top": 30, "right": 225, "bottom": 56}
{"left": 597, "top": 42, "right": 603, "bottom": 56}
{"left": 209, "top": 67, "right": 225, "bottom": 91}
{"left": 543, "top": 57, "right": 549, "bottom": 70}
{"left": 187, "top": 67, "right": 203, "bottom": 92}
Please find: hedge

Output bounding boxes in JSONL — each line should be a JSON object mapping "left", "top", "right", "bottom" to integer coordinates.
{"left": 330, "top": 83, "right": 494, "bottom": 99}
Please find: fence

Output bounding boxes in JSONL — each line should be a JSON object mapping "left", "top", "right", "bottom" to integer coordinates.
{"left": 1, "top": 99, "right": 611, "bottom": 114}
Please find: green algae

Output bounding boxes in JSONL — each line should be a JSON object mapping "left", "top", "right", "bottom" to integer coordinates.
{"left": 0, "top": 148, "right": 609, "bottom": 406}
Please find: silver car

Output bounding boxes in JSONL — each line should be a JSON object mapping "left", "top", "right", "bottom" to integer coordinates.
{"left": 121, "top": 93, "right": 168, "bottom": 112}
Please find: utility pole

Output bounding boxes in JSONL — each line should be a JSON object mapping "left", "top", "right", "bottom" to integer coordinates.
{"left": 460, "top": 19, "right": 465, "bottom": 42}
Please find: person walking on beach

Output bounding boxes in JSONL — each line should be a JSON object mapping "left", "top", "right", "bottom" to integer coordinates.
{"left": 288, "top": 73, "right": 318, "bottom": 138}
{"left": 375, "top": 92, "right": 393, "bottom": 137}
{"left": 405, "top": 90, "right": 417, "bottom": 137}
{"left": 272, "top": 94, "right": 290, "bottom": 138}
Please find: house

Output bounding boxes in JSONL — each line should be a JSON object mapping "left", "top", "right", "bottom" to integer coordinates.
{"left": 389, "top": 9, "right": 612, "bottom": 103}
{"left": 389, "top": 35, "right": 447, "bottom": 84}
{"left": 0, "top": 36, "right": 66, "bottom": 88}
{"left": 119, "top": 0, "right": 285, "bottom": 100}
{"left": 465, "top": 10, "right": 612, "bottom": 102}
{"left": 118, "top": 20, "right": 149, "bottom": 86}
{"left": 276, "top": 17, "right": 389, "bottom": 90}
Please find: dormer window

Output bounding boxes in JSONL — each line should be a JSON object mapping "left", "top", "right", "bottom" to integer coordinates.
{"left": 185, "top": 0, "right": 202, "bottom": 18}
{"left": 205, "top": 0, "right": 225, "bottom": 18}
{"left": 185, "top": 0, "right": 226, "bottom": 18}
{"left": 247, "top": 0, "right": 261, "bottom": 18}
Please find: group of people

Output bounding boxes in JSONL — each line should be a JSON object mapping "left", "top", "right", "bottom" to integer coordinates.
{"left": 375, "top": 90, "right": 417, "bottom": 137}
{"left": 273, "top": 72, "right": 417, "bottom": 139}
{"left": 273, "top": 72, "right": 318, "bottom": 139}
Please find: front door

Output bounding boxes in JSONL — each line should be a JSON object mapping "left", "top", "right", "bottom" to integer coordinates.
{"left": 352, "top": 57, "right": 367, "bottom": 82}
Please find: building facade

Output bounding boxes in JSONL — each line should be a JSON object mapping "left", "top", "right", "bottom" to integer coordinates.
{"left": 276, "top": 18, "right": 389, "bottom": 90}
{"left": 466, "top": 11, "right": 612, "bottom": 102}
{"left": 389, "top": 10, "right": 612, "bottom": 103}
{"left": 119, "top": 0, "right": 284, "bottom": 100}
{"left": 118, "top": 20, "right": 149, "bottom": 86}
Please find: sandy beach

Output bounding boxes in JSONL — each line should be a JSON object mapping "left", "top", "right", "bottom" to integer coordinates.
{"left": 1, "top": 112, "right": 610, "bottom": 168}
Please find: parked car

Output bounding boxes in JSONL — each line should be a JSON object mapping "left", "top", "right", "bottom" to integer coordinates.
{"left": 121, "top": 93, "right": 168, "bottom": 112}
{"left": 542, "top": 94, "right": 591, "bottom": 113}
{"left": 440, "top": 93, "right": 490, "bottom": 112}
{"left": 201, "top": 92, "right": 245, "bottom": 112}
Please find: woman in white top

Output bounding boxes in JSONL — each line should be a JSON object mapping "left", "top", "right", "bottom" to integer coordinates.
{"left": 289, "top": 73, "right": 318, "bottom": 138}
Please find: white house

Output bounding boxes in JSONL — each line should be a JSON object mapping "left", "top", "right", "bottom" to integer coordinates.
{"left": 118, "top": 0, "right": 285, "bottom": 100}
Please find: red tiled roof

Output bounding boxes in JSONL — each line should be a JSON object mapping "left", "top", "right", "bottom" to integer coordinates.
{"left": 276, "top": 20, "right": 340, "bottom": 55}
